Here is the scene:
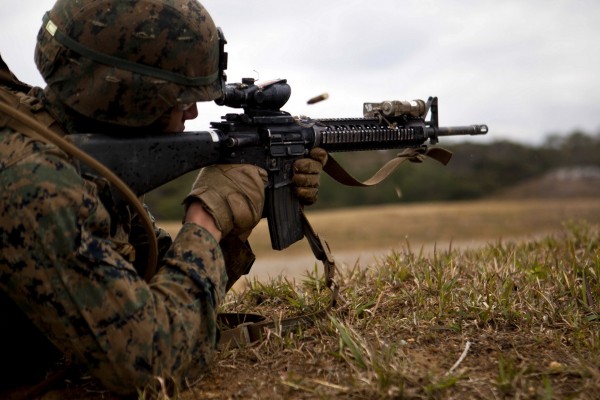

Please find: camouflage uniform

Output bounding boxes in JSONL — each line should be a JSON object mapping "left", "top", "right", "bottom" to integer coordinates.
{"left": 0, "top": 0, "right": 235, "bottom": 394}
{"left": 0, "top": 0, "right": 325, "bottom": 395}
{"left": 0, "top": 85, "right": 229, "bottom": 394}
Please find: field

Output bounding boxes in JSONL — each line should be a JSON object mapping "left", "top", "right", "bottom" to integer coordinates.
{"left": 155, "top": 197, "right": 600, "bottom": 399}
{"left": 163, "top": 197, "right": 600, "bottom": 287}
{"left": 44, "top": 197, "right": 600, "bottom": 399}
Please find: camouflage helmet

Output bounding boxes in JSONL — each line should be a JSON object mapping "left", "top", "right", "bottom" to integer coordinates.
{"left": 34, "top": 0, "right": 226, "bottom": 127}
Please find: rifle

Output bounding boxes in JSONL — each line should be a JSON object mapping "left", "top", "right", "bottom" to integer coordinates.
{"left": 67, "top": 78, "right": 488, "bottom": 251}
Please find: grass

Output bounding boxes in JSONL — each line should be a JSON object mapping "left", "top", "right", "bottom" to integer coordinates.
{"left": 169, "top": 218, "right": 600, "bottom": 399}
{"left": 159, "top": 198, "right": 600, "bottom": 257}
{"left": 45, "top": 199, "right": 600, "bottom": 399}
{"left": 160, "top": 197, "right": 600, "bottom": 287}
{"left": 246, "top": 197, "right": 600, "bottom": 256}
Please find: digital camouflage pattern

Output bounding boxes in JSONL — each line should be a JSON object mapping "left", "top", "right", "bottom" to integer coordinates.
{"left": 35, "top": 0, "right": 223, "bottom": 127}
{"left": 0, "top": 85, "right": 228, "bottom": 394}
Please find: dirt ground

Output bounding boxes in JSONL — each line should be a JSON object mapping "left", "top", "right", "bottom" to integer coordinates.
{"left": 163, "top": 197, "right": 600, "bottom": 287}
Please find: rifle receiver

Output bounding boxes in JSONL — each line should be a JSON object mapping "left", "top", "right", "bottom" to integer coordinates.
{"left": 69, "top": 79, "right": 489, "bottom": 251}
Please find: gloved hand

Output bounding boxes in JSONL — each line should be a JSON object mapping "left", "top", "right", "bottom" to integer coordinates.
{"left": 184, "top": 164, "right": 267, "bottom": 237}
{"left": 291, "top": 147, "right": 328, "bottom": 205}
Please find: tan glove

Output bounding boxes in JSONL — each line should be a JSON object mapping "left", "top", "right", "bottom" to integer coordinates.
{"left": 291, "top": 147, "right": 328, "bottom": 205}
{"left": 184, "top": 164, "right": 267, "bottom": 237}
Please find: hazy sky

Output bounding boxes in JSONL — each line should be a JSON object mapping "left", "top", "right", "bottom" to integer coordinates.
{"left": 1, "top": 0, "right": 599, "bottom": 145}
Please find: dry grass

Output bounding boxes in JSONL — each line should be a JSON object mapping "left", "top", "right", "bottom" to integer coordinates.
{"left": 162, "top": 198, "right": 600, "bottom": 258}
{"left": 171, "top": 218, "right": 600, "bottom": 399}
{"left": 163, "top": 198, "right": 600, "bottom": 287}
{"left": 40, "top": 199, "right": 600, "bottom": 399}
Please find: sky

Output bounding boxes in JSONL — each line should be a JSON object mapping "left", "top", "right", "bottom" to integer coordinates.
{"left": 1, "top": 0, "right": 599, "bottom": 146}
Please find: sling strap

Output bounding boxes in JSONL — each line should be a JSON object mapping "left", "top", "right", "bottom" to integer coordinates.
{"left": 219, "top": 207, "right": 339, "bottom": 348}
{"left": 218, "top": 145, "right": 451, "bottom": 348}
{"left": 323, "top": 146, "right": 453, "bottom": 187}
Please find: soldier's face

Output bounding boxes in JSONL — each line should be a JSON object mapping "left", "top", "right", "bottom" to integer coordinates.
{"left": 163, "top": 103, "right": 198, "bottom": 132}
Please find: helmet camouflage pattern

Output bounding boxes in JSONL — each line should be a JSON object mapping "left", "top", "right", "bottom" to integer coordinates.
{"left": 35, "top": 0, "right": 225, "bottom": 127}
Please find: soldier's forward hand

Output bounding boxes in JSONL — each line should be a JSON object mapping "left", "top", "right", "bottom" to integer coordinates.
{"left": 292, "top": 147, "right": 328, "bottom": 205}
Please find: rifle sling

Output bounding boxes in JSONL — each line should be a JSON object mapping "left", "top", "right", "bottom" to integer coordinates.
{"left": 323, "top": 146, "right": 453, "bottom": 187}
{"left": 216, "top": 146, "right": 454, "bottom": 348}
{"left": 218, "top": 306, "right": 330, "bottom": 348}
{"left": 219, "top": 208, "right": 339, "bottom": 349}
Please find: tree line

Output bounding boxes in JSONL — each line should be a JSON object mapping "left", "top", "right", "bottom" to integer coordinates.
{"left": 145, "top": 130, "right": 600, "bottom": 219}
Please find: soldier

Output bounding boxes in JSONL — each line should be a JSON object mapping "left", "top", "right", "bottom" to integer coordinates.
{"left": 0, "top": 0, "right": 326, "bottom": 397}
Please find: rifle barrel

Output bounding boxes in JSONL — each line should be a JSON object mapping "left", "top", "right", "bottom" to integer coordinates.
{"left": 434, "top": 125, "right": 488, "bottom": 137}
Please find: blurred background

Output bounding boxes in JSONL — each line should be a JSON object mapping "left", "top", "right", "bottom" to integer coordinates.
{"left": 2, "top": 0, "right": 599, "bottom": 143}
{"left": 1, "top": 0, "right": 599, "bottom": 216}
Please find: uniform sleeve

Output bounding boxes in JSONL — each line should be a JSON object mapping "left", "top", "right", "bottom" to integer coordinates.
{"left": 0, "top": 134, "right": 227, "bottom": 394}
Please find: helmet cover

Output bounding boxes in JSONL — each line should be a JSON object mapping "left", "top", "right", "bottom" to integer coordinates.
{"left": 35, "top": 0, "right": 224, "bottom": 127}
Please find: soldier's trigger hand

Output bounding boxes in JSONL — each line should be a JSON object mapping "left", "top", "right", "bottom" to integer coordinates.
{"left": 292, "top": 147, "right": 328, "bottom": 205}
{"left": 185, "top": 165, "right": 267, "bottom": 237}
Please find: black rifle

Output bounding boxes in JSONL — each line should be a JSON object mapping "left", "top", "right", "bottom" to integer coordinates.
{"left": 67, "top": 78, "right": 488, "bottom": 250}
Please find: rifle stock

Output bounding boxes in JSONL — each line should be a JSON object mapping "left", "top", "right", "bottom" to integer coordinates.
{"left": 67, "top": 78, "right": 488, "bottom": 250}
